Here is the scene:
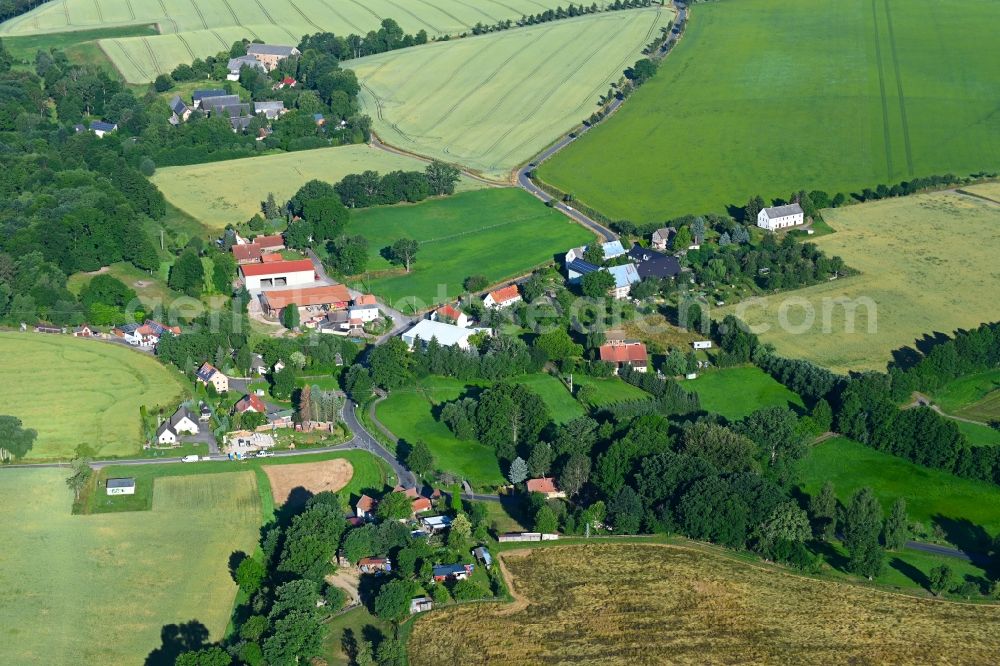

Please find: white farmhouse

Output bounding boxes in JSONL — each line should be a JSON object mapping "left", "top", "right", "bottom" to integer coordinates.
{"left": 401, "top": 320, "right": 490, "bottom": 350}
{"left": 239, "top": 259, "right": 317, "bottom": 292}
{"left": 757, "top": 203, "right": 804, "bottom": 231}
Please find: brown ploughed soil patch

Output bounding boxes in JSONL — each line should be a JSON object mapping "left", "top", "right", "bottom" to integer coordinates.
{"left": 263, "top": 459, "right": 354, "bottom": 505}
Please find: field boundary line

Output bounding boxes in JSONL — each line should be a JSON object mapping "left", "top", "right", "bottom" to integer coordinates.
{"left": 494, "top": 9, "right": 661, "bottom": 166}
{"left": 343, "top": 0, "right": 383, "bottom": 23}
{"left": 287, "top": 0, "right": 325, "bottom": 33}
{"left": 409, "top": 0, "right": 472, "bottom": 29}
{"left": 870, "top": 0, "right": 895, "bottom": 180}
{"left": 315, "top": 0, "right": 366, "bottom": 34}
{"left": 142, "top": 37, "right": 162, "bottom": 74}
{"left": 450, "top": 0, "right": 502, "bottom": 24}
{"left": 954, "top": 188, "right": 1000, "bottom": 207}
{"left": 175, "top": 32, "right": 197, "bottom": 60}
{"left": 424, "top": 26, "right": 558, "bottom": 135}
{"left": 469, "top": 20, "right": 606, "bottom": 155}
{"left": 482, "top": 12, "right": 638, "bottom": 164}
{"left": 109, "top": 39, "right": 150, "bottom": 80}
{"left": 381, "top": 0, "right": 441, "bottom": 34}
{"left": 156, "top": 0, "right": 179, "bottom": 34}
{"left": 882, "top": 0, "right": 914, "bottom": 176}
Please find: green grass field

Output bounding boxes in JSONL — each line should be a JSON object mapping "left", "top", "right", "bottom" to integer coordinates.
{"left": 513, "top": 373, "right": 584, "bottom": 424}
{"left": 0, "top": 0, "right": 571, "bottom": 83}
{"left": 572, "top": 374, "right": 650, "bottom": 408}
{"left": 681, "top": 366, "right": 804, "bottom": 421}
{"left": 67, "top": 261, "right": 183, "bottom": 310}
{"left": 152, "top": 144, "right": 484, "bottom": 230}
{"left": 798, "top": 437, "right": 1000, "bottom": 550}
{"left": 0, "top": 332, "right": 188, "bottom": 459}
{"left": 375, "top": 377, "right": 504, "bottom": 488}
{"left": 932, "top": 369, "right": 1000, "bottom": 422}
{"left": 345, "top": 188, "right": 593, "bottom": 308}
{"left": 720, "top": 191, "right": 1000, "bottom": 373}
{"left": 353, "top": 8, "right": 673, "bottom": 178}
{"left": 86, "top": 450, "right": 390, "bottom": 514}
{"left": 538, "top": 0, "right": 1000, "bottom": 222}
{"left": 0, "top": 468, "right": 261, "bottom": 665}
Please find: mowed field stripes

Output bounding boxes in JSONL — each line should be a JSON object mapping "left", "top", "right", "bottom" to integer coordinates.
{"left": 352, "top": 8, "right": 674, "bottom": 178}
{"left": 0, "top": 0, "right": 574, "bottom": 82}
{"left": 537, "top": 0, "right": 1000, "bottom": 223}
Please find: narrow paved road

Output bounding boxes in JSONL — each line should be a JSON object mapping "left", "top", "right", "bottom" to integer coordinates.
{"left": 368, "top": 4, "right": 688, "bottom": 247}
{"left": 905, "top": 540, "right": 989, "bottom": 566}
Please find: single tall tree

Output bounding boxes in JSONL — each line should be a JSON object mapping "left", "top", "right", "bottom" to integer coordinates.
{"left": 809, "top": 481, "right": 838, "bottom": 541}
{"left": 65, "top": 457, "right": 92, "bottom": 500}
{"left": 843, "top": 487, "right": 884, "bottom": 579}
{"left": 0, "top": 415, "right": 36, "bottom": 462}
{"left": 508, "top": 456, "right": 528, "bottom": 484}
{"left": 281, "top": 304, "right": 300, "bottom": 330}
{"left": 388, "top": 238, "right": 419, "bottom": 272}
{"left": 883, "top": 497, "right": 909, "bottom": 551}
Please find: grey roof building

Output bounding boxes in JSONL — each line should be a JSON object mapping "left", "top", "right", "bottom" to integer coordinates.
{"left": 247, "top": 44, "right": 300, "bottom": 57}
{"left": 254, "top": 101, "right": 286, "bottom": 119}
{"left": 628, "top": 244, "right": 681, "bottom": 279}
{"left": 762, "top": 203, "right": 804, "bottom": 218}
{"left": 192, "top": 89, "right": 228, "bottom": 107}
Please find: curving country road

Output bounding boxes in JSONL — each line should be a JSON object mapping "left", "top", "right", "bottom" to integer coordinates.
{"left": 367, "top": 3, "right": 689, "bottom": 246}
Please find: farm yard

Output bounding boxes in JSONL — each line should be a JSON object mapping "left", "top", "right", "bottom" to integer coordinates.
{"left": 151, "top": 144, "right": 483, "bottom": 230}
{"left": 0, "top": 332, "right": 188, "bottom": 460}
{"left": 0, "top": 468, "right": 261, "bottom": 666}
{"left": 720, "top": 191, "right": 1000, "bottom": 373}
{"left": 0, "top": 0, "right": 573, "bottom": 83}
{"left": 409, "top": 543, "right": 1000, "bottom": 664}
{"left": 353, "top": 8, "right": 673, "bottom": 178}
{"left": 537, "top": 0, "right": 1000, "bottom": 223}
{"left": 344, "top": 188, "right": 593, "bottom": 308}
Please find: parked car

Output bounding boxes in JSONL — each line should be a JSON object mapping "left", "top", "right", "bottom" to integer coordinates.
{"left": 181, "top": 454, "right": 199, "bottom": 462}
{"left": 256, "top": 450, "right": 274, "bottom": 458}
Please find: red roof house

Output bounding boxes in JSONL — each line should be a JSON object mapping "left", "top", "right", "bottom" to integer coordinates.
{"left": 234, "top": 394, "right": 267, "bottom": 414}
{"left": 411, "top": 497, "right": 433, "bottom": 514}
{"left": 254, "top": 234, "right": 285, "bottom": 250}
{"left": 355, "top": 294, "right": 377, "bottom": 306}
{"left": 232, "top": 243, "right": 263, "bottom": 264}
{"left": 599, "top": 341, "right": 648, "bottom": 373}
{"left": 526, "top": 477, "right": 566, "bottom": 499}
{"left": 483, "top": 284, "right": 522, "bottom": 309}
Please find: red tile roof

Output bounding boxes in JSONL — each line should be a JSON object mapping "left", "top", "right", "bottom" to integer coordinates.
{"left": 411, "top": 497, "right": 432, "bottom": 513}
{"left": 488, "top": 284, "right": 520, "bottom": 304}
{"left": 254, "top": 234, "right": 285, "bottom": 249}
{"left": 599, "top": 342, "right": 648, "bottom": 365}
{"left": 235, "top": 394, "right": 267, "bottom": 413}
{"left": 436, "top": 304, "right": 464, "bottom": 321}
{"left": 261, "top": 253, "right": 283, "bottom": 263}
{"left": 232, "top": 244, "right": 262, "bottom": 262}
{"left": 356, "top": 494, "right": 376, "bottom": 511}
{"left": 526, "top": 477, "right": 559, "bottom": 494}
{"left": 355, "top": 294, "right": 377, "bottom": 306}
{"left": 263, "top": 284, "right": 351, "bottom": 310}
{"left": 240, "top": 259, "right": 315, "bottom": 277}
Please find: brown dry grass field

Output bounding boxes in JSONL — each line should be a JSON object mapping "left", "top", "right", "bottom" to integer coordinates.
{"left": 409, "top": 543, "right": 1000, "bottom": 665}
{"left": 262, "top": 458, "right": 354, "bottom": 505}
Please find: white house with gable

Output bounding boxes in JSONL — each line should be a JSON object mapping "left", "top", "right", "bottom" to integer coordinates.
{"left": 401, "top": 320, "right": 490, "bottom": 350}
{"left": 757, "top": 203, "right": 804, "bottom": 231}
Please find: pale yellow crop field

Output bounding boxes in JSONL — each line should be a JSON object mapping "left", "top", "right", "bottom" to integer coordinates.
{"left": 152, "top": 144, "right": 484, "bottom": 229}
{"left": 720, "top": 191, "right": 1000, "bottom": 373}
{"left": 353, "top": 8, "right": 673, "bottom": 178}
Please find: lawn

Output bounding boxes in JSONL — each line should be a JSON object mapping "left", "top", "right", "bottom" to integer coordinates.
{"left": 352, "top": 8, "right": 674, "bottom": 178}
{"left": 932, "top": 369, "right": 1000, "bottom": 423}
{"left": 513, "top": 373, "right": 584, "bottom": 424}
{"left": 0, "top": 468, "right": 261, "bottom": 665}
{"left": 0, "top": 332, "right": 188, "bottom": 460}
{"left": 1, "top": 24, "right": 156, "bottom": 79}
{"left": 375, "top": 377, "right": 504, "bottom": 488}
{"left": 956, "top": 420, "right": 1000, "bottom": 447}
{"left": 409, "top": 543, "right": 1000, "bottom": 664}
{"left": 344, "top": 189, "right": 593, "bottom": 309}
{"left": 0, "top": 0, "right": 570, "bottom": 83}
{"left": 798, "top": 437, "right": 1000, "bottom": 552}
{"left": 537, "top": 0, "right": 1000, "bottom": 223}
{"left": 719, "top": 191, "right": 1000, "bottom": 373}
{"left": 681, "top": 366, "right": 804, "bottom": 421}
{"left": 84, "top": 450, "right": 391, "bottom": 514}
{"left": 151, "top": 144, "right": 484, "bottom": 230}
{"left": 67, "top": 261, "right": 183, "bottom": 310}
{"left": 571, "top": 374, "right": 649, "bottom": 408}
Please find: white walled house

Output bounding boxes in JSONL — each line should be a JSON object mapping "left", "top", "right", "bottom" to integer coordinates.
{"left": 757, "top": 204, "right": 804, "bottom": 231}
{"left": 401, "top": 320, "right": 490, "bottom": 350}
{"left": 106, "top": 478, "right": 136, "bottom": 496}
{"left": 240, "top": 259, "right": 317, "bottom": 292}
{"left": 348, "top": 304, "right": 380, "bottom": 323}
